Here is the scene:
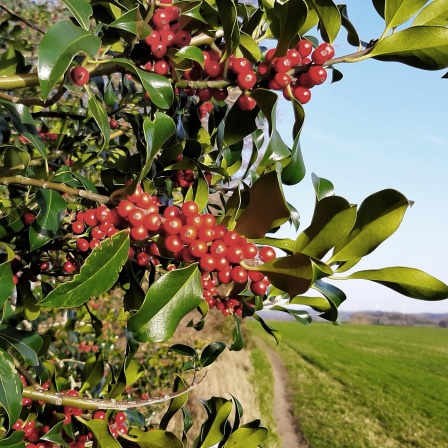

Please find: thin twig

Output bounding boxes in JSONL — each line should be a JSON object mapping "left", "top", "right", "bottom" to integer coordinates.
{"left": 0, "top": 3, "right": 46, "bottom": 35}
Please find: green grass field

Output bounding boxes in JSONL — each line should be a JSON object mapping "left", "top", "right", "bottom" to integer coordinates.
{"left": 249, "top": 322, "right": 448, "bottom": 448}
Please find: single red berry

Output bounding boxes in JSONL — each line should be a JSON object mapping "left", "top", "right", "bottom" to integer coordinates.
{"left": 189, "top": 239, "right": 208, "bottom": 258}
{"left": 212, "top": 89, "right": 228, "bottom": 101}
{"left": 165, "top": 235, "right": 183, "bottom": 253}
{"left": 265, "top": 48, "right": 277, "bottom": 63}
{"left": 154, "top": 59, "right": 170, "bottom": 76}
{"left": 83, "top": 209, "right": 98, "bottom": 227}
{"left": 163, "top": 217, "right": 183, "bottom": 235}
{"left": 23, "top": 212, "right": 36, "bottom": 226}
{"left": 76, "top": 238, "right": 90, "bottom": 252}
{"left": 63, "top": 261, "right": 76, "bottom": 274}
{"left": 273, "top": 57, "right": 292, "bottom": 73}
{"left": 137, "top": 252, "right": 150, "bottom": 266}
{"left": 173, "top": 30, "right": 191, "bottom": 47}
{"left": 130, "top": 225, "right": 148, "bottom": 241}
{"left": 90, "top": 238, "right": 101, "bottom": 250}
{"left": 198, "top": 88, "right": 213, "bottom": 102}
{"left": 70, "top": 66, "right": 90, "bottom": 86}
{"left": 144, "top": 213, "right": 162, "bottom": 232}
{"left": 297, "top": 40, "right": 313, "bottom": 57}
{"left": 144, "top": 30, "right": 161, "bottom": 46}
{"left": 160, "top": 29, "right": 176, "bottom": 47}
{"left": 151, "top": 41, "right": 168, "bottom": 59}
{"left": 117, "top": 200, "right": 135, "bottom": 218}
{"left": 287, "top": 48, "right": 302, "bottom": 66}
{"left": 232, "top": 57, "right": 252, "bottom": 74}
{"left": 93, "top": 411, "right": 107, "bottom": 420}
{"left": 223, "top": 231, "right": 240, "bottom": 246}
{"left": 273, "top": 72, "right": 291, "bottom": 88}
{"left": 307, "top": 65, "right": 328, "bottom": 85}
{"left": 230, "top": 266, "right": 248, "bottom": 284}
{"left": 237, "top": 94, "right": 257, "bottom": 111}
{"left": 259, "top": 246, "right": 276, "bottom": 262}
{"left": 292, "top": 85, "right": 311, "bottom": 104}
{"left": 109, "top": 119, "right": 118, "bottom": 130}
{"left": 163, "top": 205, "right": 181, "bottom": 219}
{"left": 257, "top": 61, "right": 269, "bottom": 75}
{"left": 204, "top": 60, "right": 221, "bottom": 78}
{"left": 237, "top": 71, "right": 257, "bottom": 90}
{"left": 71, "top": 221, "right": 85, "bottom": 234}
{"left": 128, "top": 209, "right": 145, "bottom": 227}
{"left": 91, "top": 226, "right": 106, "bottom": 240}
{"left": 226, "top": 245, "right": 245, "bottom": 264}
{"left": 95, "top": 205, "right": 112, "bottom": 223}
{"left": 152, "top": 9, "right": 171, "bottom": 28}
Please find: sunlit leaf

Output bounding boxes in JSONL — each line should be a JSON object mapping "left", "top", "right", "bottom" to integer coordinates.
{"left": 0, "top": 351, "right": 22, "bottom": 429}
{"left": 0, "top": 326, "right": 42, "bottom": 366}
{"left": 385, "top": 0, "right": 428, "bottom": 29}
{"left": 39, "top": 231, "right": 129, "bottom": 308}
{"left": 109, "top": 6, "right": 152, "bottom": 39}
{"left": 413, "top": 0, "right": 448, "bottom": 26}
{"left": 60, "top": 0, "right": 93, "bottom": 30}
{"left": 306, "top": 0, "right": 341, "bottom": 43}
{"left": 345, "top": 267, "right": 448, "bottom": 301}
{"left": 38, "top": 20, "right": 101, "bottom": 99}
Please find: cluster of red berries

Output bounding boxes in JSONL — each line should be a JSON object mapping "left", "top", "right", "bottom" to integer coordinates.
{"left": 69, "top": 184, "right": 273, "bottom": 315}
{"left": 170, "top": 167, "right": 212, "bottom": 189}
{"left": 19, "top": 132, "right": 58, "bottom": 145}
{"left": 141, "top": 1, "right": 191, "bottom": 76}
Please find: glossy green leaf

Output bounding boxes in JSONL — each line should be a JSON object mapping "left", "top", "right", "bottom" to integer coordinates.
{"left": 16, "top": 280, "right": 40, "bottom": 320}
{"left": 60, "top": 0, "right": 93, "bottom": 30}
{"left": 413, "top": 0, "right": 448, "bottom": 25}
{"left": 330, "top": 189, "right": 410, "bottom": 263}
{"left": 216, "top": 0, "right": 240, "bottom": 57}
{"left": 270, "top": 0, "right": 308, "bottom": 56}
{"left": 40, "top": 420, "right": 67, "bottom": 446}
{"left": 238, "top": 32, "right": 261, "bottom": 62}
{"left": 0, "top": 351, "right": 22, "bottom": 429}
{"left": 281, "top": 98, "right": 306, "bottom": 185}
{"left": 252, "top": 313, "right": 281, "bottom": 345}
{"left": 3, "top": 146, "right": 31, "bottom": 169}
{"left": 38, "top": 20, "right": 101, "bottom": 99}
{"left": 250, "top": 237, "right": 295, "bottom": 253}
{"left": 372, "top": 0, "right": 385, "bottom": 18}
{"left": 199, "top": 397, "right": 233, "bottom": 448}
{"left": 223, "top": 421, "right": 268, "bottom": 447}
{"left": 0, "top": 99, "right": 47, "bottom": 161}
{"left": 29, "top": 189, "right": 66, "bottom": 251}
{"left": 269, "top": 305, "right": 312, "bottom": 325}
{"left": 385, "top": 0, "right": 428, "bottom": 29}
{"left": 200, "top": 341, "right": 226, "bottom": 367}
{"left": 0, "top": 430, "right": 26, "bottom": 447}
{"left": 140, "top": 113, "right": 176, "bottom": 183}
{"left": 295, "top": 196, "right": 356, "bottom": 259}
{"left": 338, "top": 4, "right": 361, "bottom": 47}
{"left": 80, "top": 351, "right": 104, "bottom": 392}
{"left": 0, "top": 326, "right": 42, "bottom": 366}
{"left": 87, "top": 89, "right": 110, "bottom": 150}
{"left": 169, "top": 344, "right": 197, "bottom": 358}
{"left": 0, "top": 263, "right": 14, "bottom": 309}
{"left": 253, "top": 253, "right": 313, "bottom": 297}
{"left": 312, "top": 279, "right": 346, "bottom": 323}
{"left": 312, "top": 173, "right": 335, "bottom": 200}
{"left": 223, "top": 101, "right": 259, "bottom": 147}
{"left": 0, "top": 46, "right": 18, "bottom": 76}
{"left": 186, "top": 176, "right": 209, "bottom": 212}
{"left": 306, "top": 0, "right": 341, "bottom": 43}
{"left": 128, "top": 428, "right": 183, "bottom": 448}
{"left": 127, "top": 264, "right": 203, "bottom": 343}
{"left": 39, "top": 231, "right": 129, "bottom": 308}
{"left": 112, "top": 59, "right": 174, "bottom": 109}
{"left": 289, "top": 294, "right": 332, "bottom": 312}
{"left": 77, "top": 418, "right": 121, "bottom": 448}
{"left": 345, "top": 267, "right": 448, "bottom": 301}
{"left": 370, "top": 26, "right": 448, "bottom": 70}
{"left": 234, "top": 169, "right": 290, "bottom": 238}
{"left": 230, "top": 315, "right": 244, "bottom": 351}
{"left": 159, "top": 376, "right": 188, "bottom": 430}
{"left": 175, "top": 46, "right": 205, "bottom": 66}
{"left": 109, "top": 6, "right": 152, "bottom": 39}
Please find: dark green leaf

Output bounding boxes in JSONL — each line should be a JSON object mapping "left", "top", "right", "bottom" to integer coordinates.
{"left": 372, "top": 0, "right": 385, "bottom": 18}
{"left": 216, "top": 0, "right": 240, "bottom": 57}
{"left": 185, "top": 176, "right": 209, "bottom": 212}
{"left": 306, "top": 0, "right": 341, "bottom": 43}
{"left": 38, "top": 21, "right": 101, "bottom": 99}
{"left": 198, "top": 397, "right": 233, "bottom": 447}
{"left": 140, "top": 113, "right": 176, "bottom": 183}
{"left": 39, "top": 231, "right": 129, "bottom": 308}
{"left": 238, "top": 32, "right": 262, "bottom": 62}
{"left": 312, "top": 279, "right": 346, "bottom": 323}
{"left": 87, "top": 89, "right": 110, "bottom": 150}
{"left": 385, "top": 0, "right": 428, "bottom": 29}
{"left": 29, "top": 189, "right": 66, "bottom": 251}
{"left": 295, "top": 196, "right": 356, "bottom": 259}
{"left": 40, "top": 420, "right": 68, "bottom": 446}
{"left": 269, "top": 305, "right": 312, "bottom": 325}
{"left": 253, "top": 313, "right": 281, "bottom": 344}
{"left": 234, "top": 169, "right": 290, "bottom": 238}
{"left": 175, "top": 46, "right": 205, "bottom": 66}
{"left": 0, "top": 99, "right": 47, "bottom": 161}
{"left": 0, "top": 326, "right": 42, "bottom": 366}
{"left": 0, "top": 430, "right": 26, "bottom": 447}
{"left": 0, "top": 351, "right": 22, "bottom": 429}
{"left": 230, "top": 315, "right": 244, "bottom": 351}
{"left": 223, "top": 100, "right": 259, "bottom": 147}
{"left": 0, "top": 262, "right": 14, "bottom": 309}
{"left": 370, "top": 26, "right": 448, "bottom": 70}
{"left": 253, "top": 253, "right": 313, "bottom": 297}
{"left": 107, "top": 59, "right": 174, "bottom": 109}
{"left": 169, "top": 344, "right": 197, "bottom": 358}
{"left": 250, "top": 237, "right": 295, "bottom": 253}
{"left": 330, "top": 189, "right": 410, "bottom": 263}
{"left": 413, "top": 0, "right": 448, "bottom": 26}
{"left": 200, "top": 342, "right": 226, "bottom": 367}
{"left": 159, "top": 376, "right": 188, "bottom": 430}
{"left": 338, "top": 4, "right": 361, "bottom": 47}
{"left": 127, "top": 264, "right": 203, "bottom": 343}
{"left": 289, "top": 294, "right": 332, "bottom": 312}
{"left": 345, "top": 267, "right": 448, "bottom": 301}
{"left": 109, "top": 6, "right": 152, "bottom": 39}
{"left": 60, "top": 0, "right": 93, "bottom": 30}
{"left": 80, "top": 351, "right": 104, "bottom": 393}
{"left": 0, "top": 46, "right": 18, "bottom": 76}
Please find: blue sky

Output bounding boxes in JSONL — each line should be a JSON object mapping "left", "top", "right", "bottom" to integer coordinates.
{"left": 274, "top": 1, "right": 448, "bottom": 313}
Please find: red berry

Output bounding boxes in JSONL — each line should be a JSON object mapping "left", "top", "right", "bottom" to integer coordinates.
{"left": 163, "top": 217, "right": 183, "bottom": 235}
{"left": 259, "top": 246, "right": 276, "bottom": 262}
{"left": 250, "top": 280, "right": 268, "bottom": 296}
{"left": 232, "top": 58, "right": 252, "bottom": 74}
{"left": 173, "top": 31, "right": 191, "bottom": 48}
{"left": 189, "top": 239, "right": 208, "bottom": 258}
{"left": 152, "top": 9, "right": 171, "bottom": 28}
{"left": 72, "top": 221, "right": 85, "bottom": 234}
{"left": 199, "top": 254, "right": 216, "bottom": 272}
{"left": 257, "top": 61, "right": 269, "bottom": 75}
{"left": 198, "top": 88, "right": 213, "bottom": 102}
{"left": 128, "top": 209, "right": 145, "bottom": 227}
{"left": 273, "top": 72, "right": 291, "bottom": 88}
{"left": 144, "top": 213, "right": 162, "bottom": 232}
{"left": 265, "top": 48, "right": 276, "bottom": 63}
{"left": 95, "top": 206, "right": 112, "bottom": 223}
{"left": 63, "top": 261, "right": 76, "bottom": 274}
{"left": 165, "top": 235, "right": 183, "bottom": 253}
{"left": 204, "top": 60, "right": 221, "bottom": 78}
{"left": 83, "top": 209, "right": 98, "bottom": 227}
{"left": 237, "top": 71, "right": 257, "bottom": 90}
{"left": 237, "top": 94, "right": 257, "bottom": 111}
{"left": 292, "top": 85, "right": 311, "bottom": 104}
{"left": 137, "top": 252, "right": 150, "bottom": 266}
{"left": 273, "top": 57, "right": 292, "bottom": 73}
{"left": 76, "top": 238, "right": 90, "bottom": 252}
{"left": 23, "top": 212, "right": 36, "bottom": 225}
{"left": 226, "top": 246, "right": 244, "bottom": 264}
{"left": 154, "top": 59, "right": 170, "bottom": 75}
{"left": 230, "top": 266, "right": 248, "bottom": 284}
{"left": 223, "top": 231, "right": 240, "bottom": 246}
{"left": 287, "top": 49, "right": 302, "bottom": 66}
{"left": 93, "top": 411, "right": 107, "bottom": 420}
{"left": 212, "top": 89, "right": 228, "bottom": 101}
{"left": 70, "top": 66, "right": 90, "bottom": 86}
{"left": 160, "top": 30, "right": 176, "bottom": 47}
{"left": 307, "top": 65, "right": 328, "bottom": 85}
{"left": 297, "top": 40, "right": 313, "bottom": 57}
{"left": 144, "top": 30, "right": 161, "bottom": 46}
{"left": 130, "top": 225, "right": 148, "bottom": 241}
{"left": 109, "top": 119, "right": 118, "bottom": 130}
{"left": 151, "top": 41, "right": 167, "bottom": 59}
